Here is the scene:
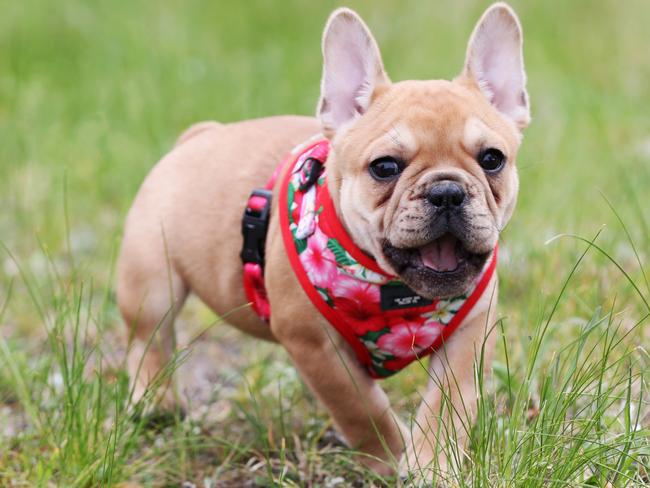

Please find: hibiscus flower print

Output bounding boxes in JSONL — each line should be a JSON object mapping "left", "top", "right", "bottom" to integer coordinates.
{"left": 376, "top": 321, "right": 444, "bottom": 358}
{"left": 331, "top": 274, "right": 385, "bottom": 334}
{"left": 299, "top": 229, "right": 337, "bottom": 289}
{"left": 386, "top": 310, "right": 428, "bottom": 330}
{"left": 331, "top": 273, "right": 380, "bottom": 302}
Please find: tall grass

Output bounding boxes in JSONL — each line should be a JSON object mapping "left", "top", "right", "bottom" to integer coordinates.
{"left": 397, "top": 225, "right": 649, "bottom": 487}
{"left": 1, "top": 196, "right": 648, "bottom": 485}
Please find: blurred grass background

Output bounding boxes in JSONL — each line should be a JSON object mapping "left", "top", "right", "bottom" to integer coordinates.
{"left": 2, "top": 0, "right": 650, "bottom": 321}
{"left": 1, "top": 0, "right": 649, "bottom": 485}
{"left": 2, "top": 0, "right": 650, "bottom": 256}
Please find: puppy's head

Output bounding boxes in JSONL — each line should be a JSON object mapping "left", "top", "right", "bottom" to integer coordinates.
{"left": 317, "top": 3, "right": 530, "bottom": 299}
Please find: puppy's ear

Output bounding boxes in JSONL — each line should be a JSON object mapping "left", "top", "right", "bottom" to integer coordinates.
{"left": 317, "top": 8, "right": 389, "bottom": 135}
{"left": 463, "top": 3, "right": 530, "bottom": 129}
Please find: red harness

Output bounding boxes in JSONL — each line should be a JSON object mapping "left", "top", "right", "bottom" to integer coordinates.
{"left": 242, "top": 137, "right": 497, "bottom": 378}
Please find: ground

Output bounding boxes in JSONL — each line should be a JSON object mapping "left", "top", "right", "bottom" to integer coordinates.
{"left": 0, "top": 0, "right": 649, "bottom": 486}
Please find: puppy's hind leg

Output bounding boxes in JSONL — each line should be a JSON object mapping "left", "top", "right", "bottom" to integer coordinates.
{"left": 117, "top": 234, "right": 188, "bottom": 411}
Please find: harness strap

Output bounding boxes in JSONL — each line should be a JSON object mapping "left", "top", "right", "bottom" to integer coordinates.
{"left": 240, "top": 173, "right": 281, "bottom": 321}
{"left": 240, "top": 142, "right": 326, "bottom": 321}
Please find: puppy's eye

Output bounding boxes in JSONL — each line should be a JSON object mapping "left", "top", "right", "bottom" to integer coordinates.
{"left": 478, "top": 147, "right": 506, "bottom": 173}
{"left": 478, "top": 148, "right": 506, "bottom": 173}
{"left": 369, "top": 157, "right": 403, "bottom": 181}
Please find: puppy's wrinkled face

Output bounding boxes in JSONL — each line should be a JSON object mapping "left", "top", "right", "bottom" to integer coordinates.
{"left": 318, "top": 4, "right": 530, "bottom": 299}
{"left": 332, "top": 81, "right": 521, "bottom": 298}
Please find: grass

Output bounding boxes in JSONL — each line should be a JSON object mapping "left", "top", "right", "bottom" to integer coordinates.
{"left": 1, "top": 0, "right": 649, "bottom": 485}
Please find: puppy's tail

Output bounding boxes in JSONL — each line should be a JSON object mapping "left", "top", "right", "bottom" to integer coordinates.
{"left": 175, "top": 121, "right": 222, "bottom": 146}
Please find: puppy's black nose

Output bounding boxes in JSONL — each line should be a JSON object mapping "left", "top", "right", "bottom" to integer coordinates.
{"left": 427, "top": 181, "right": 465, "bottom": 208}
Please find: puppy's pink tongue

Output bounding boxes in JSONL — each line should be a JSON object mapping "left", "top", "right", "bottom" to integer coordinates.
{"left": 420, "top": 234, "right": 459, "bottom": 272}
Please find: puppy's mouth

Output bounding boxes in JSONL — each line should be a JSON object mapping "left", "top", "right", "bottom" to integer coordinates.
{"left": 417, "top": 233, "right": 465, "bottom": 273}
{"left": 382, "top": 233, "right": 491, "bottom": 299}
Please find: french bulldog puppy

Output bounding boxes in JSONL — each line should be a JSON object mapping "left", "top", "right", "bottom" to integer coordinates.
{"left": 117, "top": 2, "right": 529, "bottom": 481}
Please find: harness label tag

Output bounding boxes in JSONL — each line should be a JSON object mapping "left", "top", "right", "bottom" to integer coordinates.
{"left": 380, "top": 284, "right": 433, "bottom": 311}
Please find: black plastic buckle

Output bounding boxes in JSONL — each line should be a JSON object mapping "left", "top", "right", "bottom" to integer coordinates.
{"left": 298, "top": 157, "right": 324, "bottom": 191}
{"left": 240, "top": 189, "right": 273, "bottom": 266}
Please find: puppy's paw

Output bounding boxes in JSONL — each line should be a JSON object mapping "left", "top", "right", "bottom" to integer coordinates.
{"left": 398, "top": 459, "right": 449, "bottom": 488}
{"left": 398, "top": 472, "right": 447, "bottom": 488}
{"left": 131, "top": 406, "right": 185, "bottom": 431}
{"left": 129, "top": 385, "right": 186, "bottom": 431}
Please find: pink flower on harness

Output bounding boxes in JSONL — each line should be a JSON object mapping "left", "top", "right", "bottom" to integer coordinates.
{"left": 377, "top": 319, "right": 443, "bottom": 358}
{"left": 331, "top": 274, "right": 385, "bottom": 334}
{"left": 299, "top": 228, "right": 337, "bottom": 288}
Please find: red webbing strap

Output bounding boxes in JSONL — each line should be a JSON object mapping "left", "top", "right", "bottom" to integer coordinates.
{"left": 241, "top": 143, "right": 314, "bottom": 322}
{"left": 243, "top": 262, "right": 270, "bottom": 321}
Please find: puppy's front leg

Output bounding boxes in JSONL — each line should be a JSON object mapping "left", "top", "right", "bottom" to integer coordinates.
{"left": 402, "top": 288, "right": 497, "bottom": 484}
{"left": 265, "top": 221, "right": 406, "bottom": 475}
{"left": 272, "top": 310, "right": 407, "bottom": 475}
